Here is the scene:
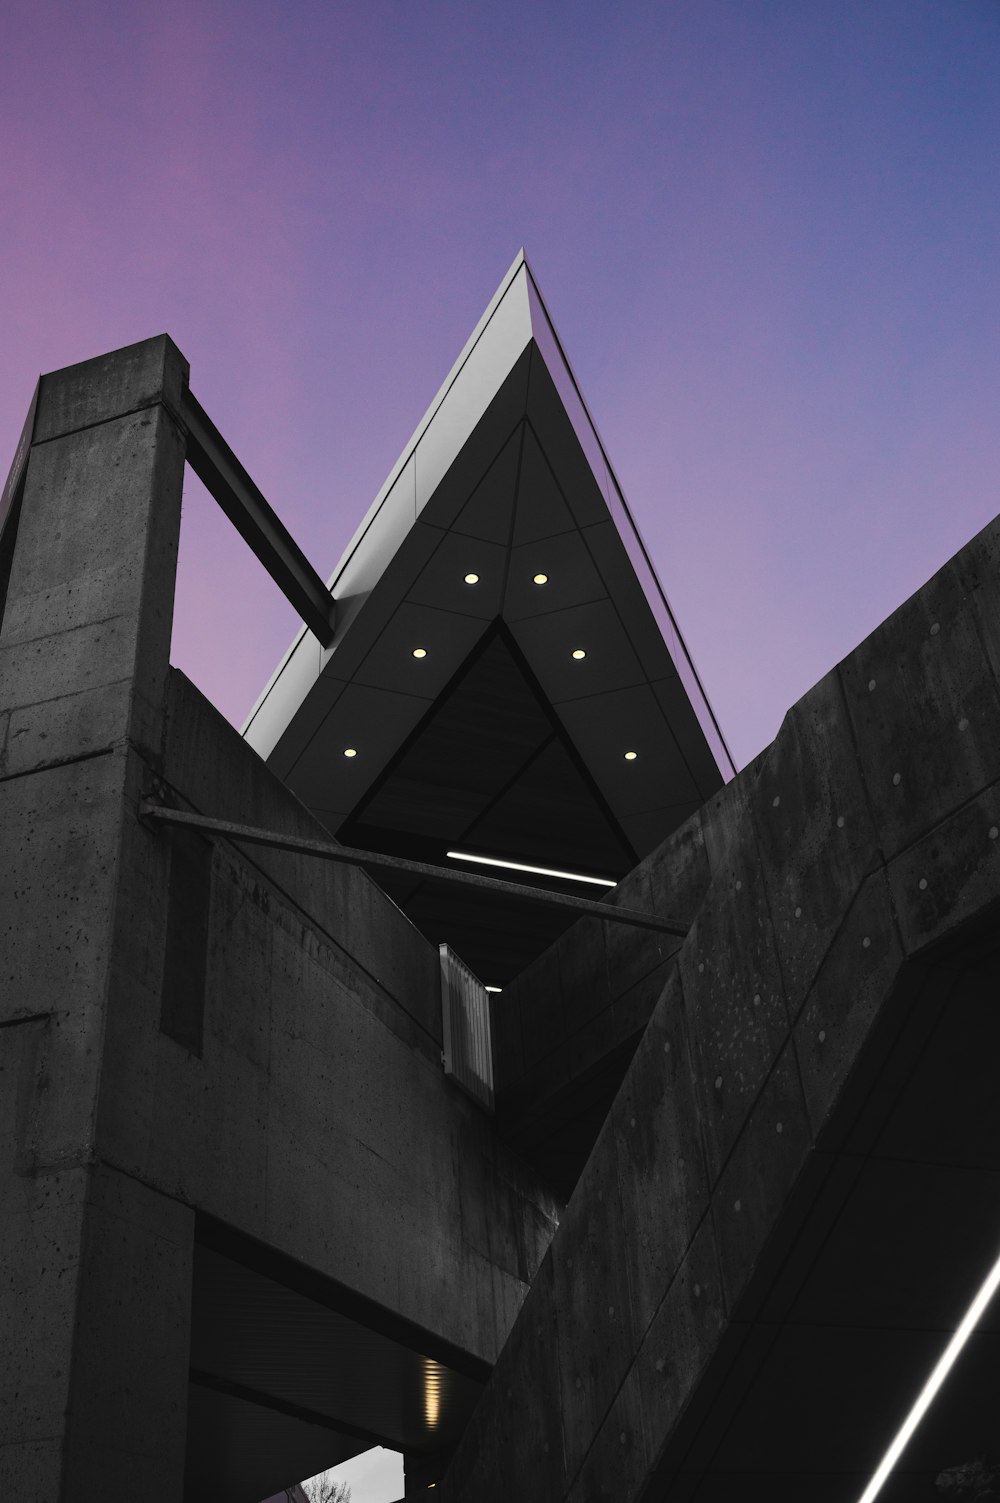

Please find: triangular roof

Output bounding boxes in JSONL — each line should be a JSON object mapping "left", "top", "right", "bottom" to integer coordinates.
{"left": 244, "top": 251, "right": 733, "bottom": 980}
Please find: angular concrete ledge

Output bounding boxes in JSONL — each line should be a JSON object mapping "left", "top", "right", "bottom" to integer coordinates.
{"left": 439, "top": 511, "right": 1000, "bottom": 1500}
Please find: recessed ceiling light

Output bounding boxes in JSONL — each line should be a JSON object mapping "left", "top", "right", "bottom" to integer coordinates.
{"left": 532, "top": 572, "right": 548, "bottom": 585}
{"left": 624, "top": 750, "right": 638, "bottom": 761}
{"left": 412, "top": 647, "right": 427, "bottom": 659}
{"left": 464, "top": 572, "right": 479, "bottom": 585}
{"left": 343, "top": 747, "right": 358, "bottom": 758}
{"left": 571, "top": 648, "right": 587, "bottom": 660}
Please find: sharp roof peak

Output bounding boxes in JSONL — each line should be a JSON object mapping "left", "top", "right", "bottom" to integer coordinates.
{"left": 243, "top": 248, "right": 735, "bottom": 784}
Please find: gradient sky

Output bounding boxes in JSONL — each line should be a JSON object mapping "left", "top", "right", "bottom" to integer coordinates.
{"left": 3, "top": 0, "right": 999, "bottom": 771}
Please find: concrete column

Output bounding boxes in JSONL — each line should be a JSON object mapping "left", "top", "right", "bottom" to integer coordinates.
{"left": 0, "top": 333, "right": 189, "bottom": 773}
{"left": 0, "top": 337, "right": 192, "bottom": 1500}
{"left": 61, "top": 1167, "right": 195, "bottom": 1501}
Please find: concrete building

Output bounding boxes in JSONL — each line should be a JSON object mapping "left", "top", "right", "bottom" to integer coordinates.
{"left": 3, "top": 254, "right": 999, "bottom": 1502}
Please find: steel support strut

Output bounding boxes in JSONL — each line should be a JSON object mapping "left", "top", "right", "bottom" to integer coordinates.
{"left": 139, "top": 802, "right": 690, "bottom": 937}
{"left": 182, "top": 388, "right": 336, "bottom": 646}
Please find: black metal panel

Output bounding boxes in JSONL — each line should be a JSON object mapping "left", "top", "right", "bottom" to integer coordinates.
{"left": 338, "top": 626, "right": 637, "bottom": 983}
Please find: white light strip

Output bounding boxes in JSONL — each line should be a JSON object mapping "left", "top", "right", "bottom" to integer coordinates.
{"left": 446, "top": 850, "right": 617, "bottom": 888}
{"left": 485, "top": 986, "right": 502, "bottom": 993}
{"left": 856, "top": 1242, "right": 1000, "bottom": 1503}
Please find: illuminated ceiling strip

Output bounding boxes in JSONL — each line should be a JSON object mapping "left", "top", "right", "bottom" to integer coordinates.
{"left": 446, "top": 850, "right": 616, "bottom": 888}
{"left": 856, "top": 1242, "right": 1000, "bottom": 1503}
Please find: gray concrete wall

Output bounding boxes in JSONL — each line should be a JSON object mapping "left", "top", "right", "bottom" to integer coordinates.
{"left": 104, "top": 669, "right": 559, "bottom": 1363}
{"left": 0, "top": 337, "right": 559, "bottom": 1501}
{"left": 10, "top": 331, "right": 998, "bottom": 1501}
{"left": 0, "top": 336, "right": 193, "bottom": 1500}
{"left": 438, "top": 509, "right": 1000, "bottom": 1501}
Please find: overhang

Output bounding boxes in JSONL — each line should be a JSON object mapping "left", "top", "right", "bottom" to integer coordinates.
{"left": 244, "top": 252, "right": 733, "bottom": 979}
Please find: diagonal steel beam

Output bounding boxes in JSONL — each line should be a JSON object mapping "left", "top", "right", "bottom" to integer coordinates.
{"left": 182, "top": 388, "right": 335, "bottom": 646}
{"left": 139, "top": 802, "right": 689, "bottom": 938}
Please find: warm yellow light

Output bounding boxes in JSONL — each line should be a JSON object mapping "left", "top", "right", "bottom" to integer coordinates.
{"left": 624, "top": 750, "right": 638, "bottom": 761}
{"left": 412, "top": 647, "right": 427, "bottom": 659}
{"left": 423, "top": 1356, "right": 442, "bottom": 1433}
{"left": 571, "top": 648, "right": 586, "bottom": 660}
{"left": 532, "top": 572, "right": 548, "bottom": 585}
{"left": 464, "top": 572, "right": 479, "bottom": 584}
{"left": 343, "top": 748, "right": 358, "bottom": 758}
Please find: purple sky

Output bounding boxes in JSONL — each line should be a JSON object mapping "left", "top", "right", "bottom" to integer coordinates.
{"left": 4, "top": 0, "right": 999, "bottom": 770}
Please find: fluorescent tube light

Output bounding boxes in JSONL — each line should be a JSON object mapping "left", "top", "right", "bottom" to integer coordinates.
{"left": 446, "top": 850, "right": 617, "bottom": 888}
{"left": 856, "top": 1242, "right": 1000, "bottom": 1503}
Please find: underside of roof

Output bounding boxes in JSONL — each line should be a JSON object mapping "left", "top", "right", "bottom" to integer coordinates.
{"left": 244, "top": 252, "right": 733, "bottom": 981}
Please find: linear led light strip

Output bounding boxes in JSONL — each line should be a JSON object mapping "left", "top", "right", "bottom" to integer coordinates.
{"left": 446, "top": 850, "right": 617, "bottom": 889}
{"left": 857, "top": 1241, "right": 1000, "bottom": 1503}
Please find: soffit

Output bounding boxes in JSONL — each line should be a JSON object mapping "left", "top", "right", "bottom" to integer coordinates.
{"left": 187, "top": 1241, "right": 482, "bottom": 1501}
{"left": 243, "top": 254, "right": 731, "bottom": 979}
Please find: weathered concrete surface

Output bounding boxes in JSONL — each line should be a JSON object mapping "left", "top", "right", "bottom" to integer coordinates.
{"left": 0, "top": 336, "right": 187, "bottom": 774}
{"left": 438, "top": 511, "right": 1000, "bottom": 1501}
{"left": 98, "top": 671, "right": 558, "bottom": 1366}
{"left": 7, "top": 333, "right": 1000, "bottom": 1500}
{"left": 0, "top": 338, "right": 194, "bottom": 1502}
{"left": 1, "top": 338, "right": 560, "bottom": 1501}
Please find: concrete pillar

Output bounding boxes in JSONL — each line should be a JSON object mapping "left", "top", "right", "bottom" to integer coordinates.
{"left": 0, "top": 337, "right": 193, "bottom": 1500}
{"left": 0, "top": 333, "right": 189, "bottom": 771}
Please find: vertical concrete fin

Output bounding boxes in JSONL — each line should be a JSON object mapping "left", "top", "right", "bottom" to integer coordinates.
{"left": 0, "top": 334, "right": 189, "bottom": 775}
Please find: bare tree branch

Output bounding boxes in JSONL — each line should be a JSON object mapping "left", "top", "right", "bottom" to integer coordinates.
{"left": 300, "top": 1470, "right": 351, "bottom": 1503}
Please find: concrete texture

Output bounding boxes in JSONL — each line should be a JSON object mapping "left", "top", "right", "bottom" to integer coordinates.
{"left": 1, "top": 337, "right": 194, "bottom": 1502}
{"left": 5, "top": 334, "right": 1000, "bottom": 1501}
{"left": 438, "top": 511, "right": 1000, "bottom": 1502}
{"left": 1, "top": 338, "right": 559, "bottom": 1501}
